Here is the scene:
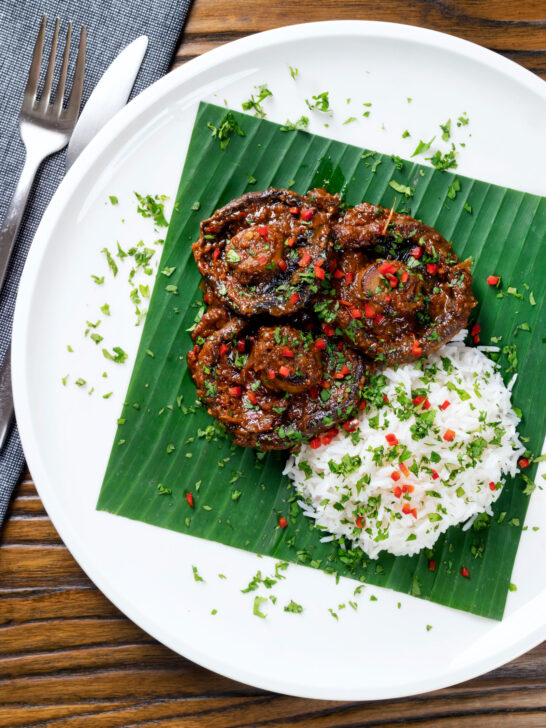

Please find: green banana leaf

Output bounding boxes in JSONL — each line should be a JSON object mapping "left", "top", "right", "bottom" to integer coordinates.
{"left": 97, "top": 102, "right": 545, "bottom": 620}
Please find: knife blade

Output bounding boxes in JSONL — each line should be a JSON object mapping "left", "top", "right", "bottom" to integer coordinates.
{"left": 66, "top": 35, "right": 148, "bottom": 169}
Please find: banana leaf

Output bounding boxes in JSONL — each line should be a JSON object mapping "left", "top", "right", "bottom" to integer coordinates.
{"left": 97, "top": 102, "right": 545, "bottom": 620}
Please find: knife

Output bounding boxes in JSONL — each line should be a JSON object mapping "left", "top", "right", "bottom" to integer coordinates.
{"left": 66, "top": 35, "right": 148, "bottom": 169}
{"left": 0, "top": 36, "right": 148, "bottom": 450}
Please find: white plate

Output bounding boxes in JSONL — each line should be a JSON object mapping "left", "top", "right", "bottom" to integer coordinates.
{"left": 12, "top": 21, "right": 546, "bottom": 700}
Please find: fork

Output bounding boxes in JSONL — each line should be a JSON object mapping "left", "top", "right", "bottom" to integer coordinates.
{"left": 0, "top": 16, "right": 86, "bottom": 448}
{"left": 0, "top": 15, "right": 86, "bottom": 290}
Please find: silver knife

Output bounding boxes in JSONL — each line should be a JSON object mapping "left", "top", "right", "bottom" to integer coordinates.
{"left": 0, "top": 36, "right": 148, "bottom": 450}
{"left": 66, "top": 35, "right": 148, "bottom": 169}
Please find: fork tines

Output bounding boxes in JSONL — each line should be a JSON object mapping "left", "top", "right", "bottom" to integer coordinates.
{"left": 24, "top": 15, "right": 86, "bottom": 119}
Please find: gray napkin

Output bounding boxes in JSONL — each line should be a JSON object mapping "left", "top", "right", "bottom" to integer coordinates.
{"left": 0, "top": 0, "right": 193, "bottom": 524}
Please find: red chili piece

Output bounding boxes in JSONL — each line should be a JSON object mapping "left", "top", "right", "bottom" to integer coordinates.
{"left": 281, "top": 346, "right": 294, "bottom": 358}
{"left": 285, "top": 236, "right": 296, "bottom": 247}
{"left": 247, "top": 391, "right": 258, "bottom": 405}
{"left": 489, "top": 482, "right": 496, "bottom": 491}
{"left": 212, "top": 248, "right": 221, "bottom": 261}
{"left": 394, "top": 486, "right": 402, "bottom": 498}
{"left": 219, "top": 343, "right": 229, "bottom": 356}
{"left": 310, "top": 438, "right": 322, "bottom": 449}
{"left": 186, "top": 493, "right": 194, "bottom": 507}
{"left": 378, "top": 261, "right": 397, "bottom": 276}
{"left": 410, "top": 246, "right": 422, "bottom": 258}
{"left": 443, "top": 429, "right": 455, "bottom": 442}
{"left": 257, "top": 225, "right": 268, "bottom": 238}
{"left": 426, "top": 263, "right": 438, "bottom": 275}
{"left": 411, "top": 340, "right": 423, "bottom": 356}
{"left": 300, "top": 208, "right": 314, "bottom": 221}
{"left": 412, "top": 395, "right": 425, "bottom": 405}
{"left": 471, "top": 323, "right": 481, "bottom": 336}
{"left": 391, "top": 471, "right": 401, "bottom": 482}
{"left": 385, "top": 433, "right": 398, "bottom": 446}
{"left": 267, "top": 369, "right": 276, "bottom": 380}
{"left": 487, "top": 275, "right": 500, "bottom": 286}
{"left": 431, "top": 469, "right": 439, "bottom": 480}
{"left": 345, "top": 272, "right": 354, "bottom": 284}
{"left": 355, "top": 516, "right": 363, "bottom": 529}
{"left": 364, "top": 302, "right": 376, "bottom": 319}
{"left": 229, "top": 386, "right": 242, "bottom": 396}
{"left": 461, "top": 566, "right": 470, "bottom": 578}
{"left": 342, "top": 418, "right": 359, "bottom": 433}
{"left": 429, "top": 560, "right": 436, "bottom": 571}
{"left": 518, "top": 458, "right": 530, "bottom": 469}
{"left": 440, "top": 400, "right": 451, "bottom": 410}
{"left": 315, "top": 338, "right": 326, "bottom": 351}
{"left": 299, "top": 252, "right": 312, "bottom": 268}
{"left": 289, "top": 207, "right": 299, "bottom": 215}
{"left": 314, "top": 265, "right": 325, "bottom": 280}
{"left": 279, "top": 365, "right": 290, "bottom": 377}
{"left": 399, "top": 462, "right": 410, "bottom": 478}
{"left": 333, "top": 268, "right": 345, "bottom": 279}
{"left": 289, "top": 292, "right": 299, "bottom": 304}
{"left": 350, "top": 307, "right": 362, "bottom": 319}
{"left": 278, "top": 259, "right": 287, "bottom": 271}
{"left": 278, "top": 516, "right": 288, "bottom": 529}
{"left": 237, "top": 340, "right": 246, "bottom": 352}
{"left": 309, "top": 386, "right": 319, "bottom": 399}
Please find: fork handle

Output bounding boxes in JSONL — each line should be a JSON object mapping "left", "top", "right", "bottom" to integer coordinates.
{"left": 0, "top": 147, "right": 45, "bottom": 292}
{"left": 0, "top": 345, "right": 14, "bottom": 450}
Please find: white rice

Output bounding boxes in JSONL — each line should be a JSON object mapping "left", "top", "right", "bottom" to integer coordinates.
{"left": 284, "top": 335, "right": 524, "bottom": 558}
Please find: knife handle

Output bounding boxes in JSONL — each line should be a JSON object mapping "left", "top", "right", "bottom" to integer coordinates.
{"left": 0, "top": 345, "right": 14, "bottom": 450}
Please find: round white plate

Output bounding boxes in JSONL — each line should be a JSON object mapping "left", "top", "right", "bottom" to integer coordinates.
{"left": 12, "top": 21, "right": 546, "bottom": 700}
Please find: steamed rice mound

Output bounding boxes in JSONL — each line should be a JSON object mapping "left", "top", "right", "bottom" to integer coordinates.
{"left": 284, "top": 336, "right": 524, "bottom": 558}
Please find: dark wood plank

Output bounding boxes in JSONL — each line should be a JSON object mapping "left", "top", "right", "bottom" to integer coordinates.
{"left": 1, "top": 2, "right": 545, "bottom": 725}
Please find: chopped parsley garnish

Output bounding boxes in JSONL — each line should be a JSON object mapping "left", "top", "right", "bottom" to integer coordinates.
{"left": 135, "top": 192, "right": 169, "bottom": 227}
{"left": 284, "top": 600, "right": 303, "bottom": 614}
{"left": 411, "top": 137, "right": 435, "bottom": 157}
{"left": 192, "top": 565, "right": 204, "bottom": 582}
{"left": 389, "top": 180, "right": 414, "bottom": 197}
{"left": 447, "top": 177, "right": 461, "bottom": 200}
{"left": 280, "top": 115, "right": 309, "bottom": 132}
{"left": 305, "top": 92, "right": 330, "bottom": 112}
{"left": 101, "top": 247, "right": 118, "bottom": 277}
{"left": 102, "top": 346, "right": 128, "bottom": 364}
{"left": 440, "top": 119, "right": 451, "bottom": 141}
{"left": 289, "top": 66, "right": 298, "bottom": 80}
{"left": 253, "top": 596, "right": 267, "bottom": 618}
{"left": 427, "top": 147, "right": 458, "bottom": 172}
{"left": 242, "top": 84, "right": 273, "bottom": 118}
{"left": 207, "top": 111, "right": 245, "bottom": 149}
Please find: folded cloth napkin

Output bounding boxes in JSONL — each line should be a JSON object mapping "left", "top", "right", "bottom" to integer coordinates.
{"left": 0, "top": 0, "right": 193, "bottom": 523}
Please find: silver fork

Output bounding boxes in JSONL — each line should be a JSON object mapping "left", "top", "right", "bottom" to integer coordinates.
{"left": 0, "top": 16, "right": 86, "bottom": 448}
{"left": 0, "top": 15, "right": 86, "bottom": 289}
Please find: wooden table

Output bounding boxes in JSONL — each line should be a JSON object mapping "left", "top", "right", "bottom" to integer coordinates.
{"left": 1, "top": 2, "right": 545, "bottom": 725}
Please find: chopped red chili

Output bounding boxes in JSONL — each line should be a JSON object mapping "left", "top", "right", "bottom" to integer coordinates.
{"left": 314, "top": 265, "right": 325, "bottom": 279}
{"left": 518, "top": 458, "right": 530, "bottom": 469}
{"left": 278, "top": 259, "right": 287, "bottom": 271}
{"left": 345, "top": 272, "right": 354, "bottom": 284}
{"left": 355, "top": 516, "right": 363, "bottom": 529}
{"left": 378, "top": 261, "right": 397, "bottom": 276}
{"left": 391, "top": 471, "right": 401, "bottom": 482}
{"left": 323, "top": 323, "right": 335, "bottom": 336}
{"left": 461, "top": 566, "right": 470, "bottom": 578}
{"left": 247, "top": 391, "right": 258, "bottom": 405}
{"left": 399, "top": 462, "right": 410, "bottom": 478}
{"left": 288, "top": 292, "right": 299, "bottom": 304}
{"left": 285, "top": 236, "right": 296, "bottom": 247}
{"left": 412, "top": 395, "right": 425, "bottom": 405}
{"left": 300, "top": 208, "right": 314, "bottom": 221}
{"left": 281, "top": 346, "right": 294, "bottom": 358}
{"left": 299, "top": 252, "right": 312, "bottom": 268}
{"left": 289, "top": 206, "right": 299, "bottom": 215}
{"left": 237, "top": 340, "right": 246, "bottom": 352}
{"left": 267, "top": 369, "right": 276, "bottom": 380}
{"left": 229, "top": 386, "right": 242, "bottom": 396}
{"left": 219, "top": 343, "right": 229, "bottom": 356}
{"left": 443, "top": 429, "right": 455, "bottom": 441}
{"left": 315, "top": 337, "right": 326, "bottom": 350}
{"left": 394, "top": 486, "right": 402, "bottom": 498}
{"left": 411, "top": 340, "right": 423, "bottom": 356}
{"left": 279, "top": 365, "right": 290, "bottom": 377}
{"left": 489, "top": 481, "right": 496, "bottom": 491}
{"left": 487, "top": 275, "right": 500, "bottom": 286}
{"left": 212, "top": 248, "right": 221, "bottom": 261}
{"left": 342, "top": 418, "right": 359, "bottom": 433}
{"left": 426, "top": 263, "right": 438, "bottom": 275}
{"left": 310, "top": 438, "right": 322, "bottom": 449}
{"left": 385, "top": 433, "right": 398, "bottom": 446}
{"left": 278, "top": 516, "right": 288, "bottom": 528}
{"left": 428, "top": 560, "right": 436, "bottom": 571}
{"left": 350, "top": 307, "right": 362, "bottom": 319}
{"left": 410, "top": 246, "right": 422, "bottom": 258}
{"left": 364, "top": 302, "right": 376, "bottom": 319}
{"left": 400, "top": 271, "right": 409, "bottom": 283}
{"left": 333, "top": 268, "right": 344, "bottom": 279}
{"left": 471, "top": 323, "right": 481, "bottom": 336}
{"left": 431, "top": 469, "right": 439, "bottom": 480}
{"left": 186, "top": 493, "right": 194, "bottom": 507}
{"left": 309, "top": 386, "right": 319, "bottom": 399}
{"left": 440, "top": 400, "right": 451, "bottom": 410}
{"left": 257, "top": 225, "right": 268, "bottom": 238}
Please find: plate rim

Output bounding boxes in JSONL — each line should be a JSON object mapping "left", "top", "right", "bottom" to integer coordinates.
{"left": 12, "top": 19, "right": 546, "bottom": 701}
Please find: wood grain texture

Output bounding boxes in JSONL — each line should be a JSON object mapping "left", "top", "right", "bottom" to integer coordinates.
{"left": 2, "top": 1, "right": 545, "bottom": 725}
